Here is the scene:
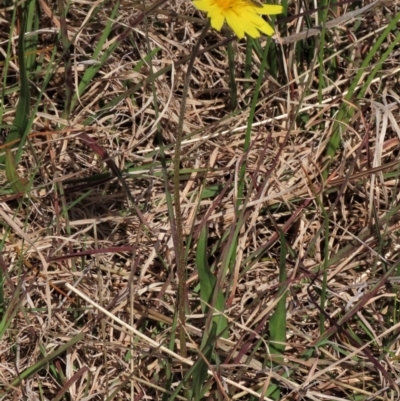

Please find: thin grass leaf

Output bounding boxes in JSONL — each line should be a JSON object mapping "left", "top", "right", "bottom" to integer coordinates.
{"left": 317, "top": 0, "right": 329, "bottom": 103}
{"left": 58, "top": 0, "right": 73, "bottom": 118}
{"left": 237, "top": 35, "right": 274, "bottom": 199}
{"left": 196, "top": 226, "right": 227, "bottom": 337}
{"left": 0, "top": 266, "right": 4, "bottom": 318}
{"left": 244, "top": 40, "right": 253, "bottom": 93}
{"left": 5, "top": 148, "right": 28, "bottom": 194}
{"left": 227, "top": 40, "right": 237, "bottom": 111}
{"left": 53, "top": 367, "right": 89, "bottom": 401}
{"left": 0, "top": 274, "right": 23, "bottom": 342}
{"left": 319, "top": 212, "right": 330, "bottom": 334}
{"left": 1, "top": 333, "right": 85, "bottom": 396}
{"left": 0, "top": 6, "right": 18, "bottom": 125}
{"left": 80, "top": 42, "right": 239, "bottom": 128}
{"left": 191, "top": 322, "right": 217, "bottom": 401}
{"left": 196, "top": 226, "right": 216, "bottom": 314}
{"left": 357, "top": 29, "right": 400, "bottom": 101}
{"left": 25, "top": 0, "right": 39, "bottom": 72}
{"left": 0, "top": 34, "right": 59, "bottom": 166}
{"left": 0, "top": 4, "right": 31, "bottom": 165}
{"left": 160, "top": 357, "right": 173, "bottom": 401}
{"left": 1, "top": 0, "right": 399, "bottom": 398}
{"left": 268, "top": 230, "right": 287, "bottom": 356}
{"left": 69, "top": 0, "right": 120, "bottom": 111}
{"left": 326, "top": 11, "right": 400, "bottom": 169}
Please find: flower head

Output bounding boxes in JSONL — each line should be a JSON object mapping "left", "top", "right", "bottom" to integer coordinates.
{"left": 193, "top": 0, "right": 282, "bottom": 39}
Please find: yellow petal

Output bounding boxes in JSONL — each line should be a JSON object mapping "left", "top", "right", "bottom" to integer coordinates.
{"left": 225, "top": 11, "right": 245, "bottom": 38}
{"left": 246, "top": 13, "right": 275, "bottom": 36}
{"left": 260, "top": 4, "right": 283, "bottom": 15}
{"left": 245, "top": 24, "right": 262, "bottom": 38}
{"left": 256, "top": 20, "right": 274, "bottom": 36}
{"left": 193, "top": 0, "right": 211, "bottom": 11}
{"left": 192, "top": 0, "right": 283, "bottom": 39}
{"left": 211, "top": 14, "right": 225, "bottom": 31}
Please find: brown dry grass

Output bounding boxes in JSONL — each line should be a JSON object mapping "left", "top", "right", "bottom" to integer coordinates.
{"left": 1, "top": 0, "right": 400, "bottom": 400}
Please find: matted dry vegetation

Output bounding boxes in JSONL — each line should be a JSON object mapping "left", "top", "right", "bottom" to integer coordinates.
{"left": 1, "top": 0, "right": 400, "bottom": 400}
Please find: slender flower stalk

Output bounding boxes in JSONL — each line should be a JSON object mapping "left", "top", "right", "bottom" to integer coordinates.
{"left": 193, "top": 0, "right": 282, "bottom": 39}
{"left": 173, "top": 20, "right": 211, "bottom": 362}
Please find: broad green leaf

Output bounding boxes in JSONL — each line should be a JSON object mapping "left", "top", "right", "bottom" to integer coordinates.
{"left": 5, "top": 148, "right": 28, "bottom": 194}
{"left": 196, "top": 226, "right": 227, "bottom": 337}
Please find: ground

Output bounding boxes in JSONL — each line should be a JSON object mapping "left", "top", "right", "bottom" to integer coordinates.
{"left": 1, "top": 0, "right": 400, "bottom": 400}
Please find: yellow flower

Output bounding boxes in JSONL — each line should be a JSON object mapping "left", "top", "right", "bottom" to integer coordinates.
{"left": 193, "top": 0, "right": 282, "bottom": 39}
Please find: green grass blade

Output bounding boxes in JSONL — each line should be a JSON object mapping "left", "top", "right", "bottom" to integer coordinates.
{"left": 326, "top": 11, "right": 400, "bottom": 168}
{"left": 317, "top": 0, "right": 329, "bottom": 103}
{"left": 70, "top": 0, "right": 120, "bottom": 111}
{"left": 58, "top": 0, "right": 73, "bottom": 118}
{"left": 25, "top": 0, "right": 39, "bottom": 72}
{"left": 357, "top": 30, "right": 400, "bottom": 100}
{"left": 0, "top": 6, "right": 17, "bottom": 125}
{"left": 196, "top": 226, "right": 227, "bottom": 337}
{"left": 227, "top": 40, "right": 237, "bottom": 111}
{"left": 1, "top": 332, "right": 85, "bottom": 396}
{"left": 0, "top": 4, "right": 31, "bottom": 165}
{"left": 268, "top": 230, "right": 287, "bottom": 357}
{"left": 319, "top": 211, "right": 330, "bottom": 334}
{"left": 244, "top": 40, "right": 253, "bottom": 93}
{"left": 0, "top": 267, "right": 4, "bottom": 318}
{"left": 196, "top": 226, "right": 216, "bottom": 314}
{"left": 13, "top": 4, "right": 30, "bottom": 137}
{"left": 237, "top": 36, "right": 274, "bottom": 200}
{"left": 5, "top": 148, "right": 28, "bottom": 194}
{"left": 191, "top": 322, "right": 217, "bottom": 401}
{"left": 0, "top": 275, "right": 23, "bottom": 341}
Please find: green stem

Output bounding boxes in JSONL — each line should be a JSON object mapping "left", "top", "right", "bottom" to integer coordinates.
{"left": 174, "top": 20, "right": 210, "bottom": 359}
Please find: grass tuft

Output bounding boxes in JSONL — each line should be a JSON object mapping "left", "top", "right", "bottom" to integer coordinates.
{"left": 1, "top": 0, "right": 400, "bottom": 399}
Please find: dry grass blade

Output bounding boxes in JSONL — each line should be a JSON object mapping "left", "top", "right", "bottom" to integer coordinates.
{"left": 1, "top": 0, "right": 400, "bottom": 399}
{"left": 278, "top": 0, "right": 381, "bottom": 44}
{"left": 65, "top": 283, "right": 276, "bottom": 401}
